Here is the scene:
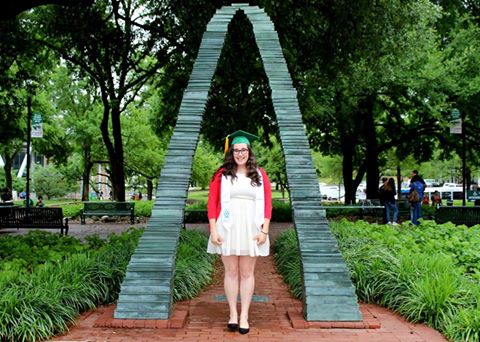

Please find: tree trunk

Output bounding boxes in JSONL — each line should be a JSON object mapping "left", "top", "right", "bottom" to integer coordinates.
{"left": 363, "top": 95, "right": 380, "bottom": 199}
{"left": 3, "top": 154, "right": 14, "bottom": 191}
{"left": 147, "top": 178, "right": 153, "bottom": 200}
{"left": 81, "top": 146, "right": 92, "bottom": 201}
{"left": 341, "top": 134, "right": 355, "bottom": 204}
{"left": 99, "top": 101, "right": 126, "bottom": 202}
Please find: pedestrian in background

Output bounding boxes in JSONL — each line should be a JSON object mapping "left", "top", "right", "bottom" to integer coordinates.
{"left": 409, "top": 170, "right": 425, "bottom": 225}
{"left": 384, "top": 178, "right": 399, "bottom": 225}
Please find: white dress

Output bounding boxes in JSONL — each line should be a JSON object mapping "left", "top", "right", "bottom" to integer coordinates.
{"left": 207, "top": 173, "right": 270, "bottom": 257}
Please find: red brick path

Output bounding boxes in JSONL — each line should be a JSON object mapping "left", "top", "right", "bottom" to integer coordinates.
{"left": 51, "top": 253, "right": 447, "bottom": 342}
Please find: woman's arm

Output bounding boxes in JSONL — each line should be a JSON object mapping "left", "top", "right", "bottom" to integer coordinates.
{"left": 261, "top": 168, "right": 272, "bottom": 220}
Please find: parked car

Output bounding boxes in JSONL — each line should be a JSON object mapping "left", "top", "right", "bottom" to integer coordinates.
{"left": 443, "top": 182, "right": 462, "bottom": 188}
{"left": 424, "top": 179, "right": 441, "bottom": 187}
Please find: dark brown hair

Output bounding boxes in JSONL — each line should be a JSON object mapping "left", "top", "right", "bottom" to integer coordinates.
{"left": 214, "top": 145, "right": 261, "bottom": 186}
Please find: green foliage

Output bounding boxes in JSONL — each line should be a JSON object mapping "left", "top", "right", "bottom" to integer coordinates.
{"left": 60, "top": 202, "right": 84, "bottom": 218}
{"left": 271, "top": 200, "right": 292, "bottom": 222}
{"left": 133, "top": 200, "right": 154, "bottom": 218}
{"left": 33, "top": 164, "right": 74, "bottom": 199}
{"left": 0, "top": 228, "right": 142, "bottom": 342}
{"left": 0, "top": 230, "right": 87, "bottom": 273}
{"left": 192, "top": 140, "right": 222, "bottom": 190}
{"left": 174, "top": 229, "right": 218, "bottom": 302}
{"left": 0, "top": 228, "right": 217, "bottom": 341}
{"left": 273, "top": 229, "right": 302, "bottom": 299}
{"left": 275, "top": 220, "right": 480, "bottom": 340}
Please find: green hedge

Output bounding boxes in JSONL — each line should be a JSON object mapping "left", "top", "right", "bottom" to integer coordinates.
{"left": 274, "top": 220, "right": 480, "bottom": 342}
{"left": 0, "top": 228, "right": 216, "bottom": 342}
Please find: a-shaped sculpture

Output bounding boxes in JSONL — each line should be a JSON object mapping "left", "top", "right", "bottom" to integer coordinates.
{"left": 115, "top": 3, "right": 362, "bottom": 322}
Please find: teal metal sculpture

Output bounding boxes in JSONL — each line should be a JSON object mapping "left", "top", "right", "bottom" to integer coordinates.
{"left": 115, "top": 3, "right": 362, "bottom": 322}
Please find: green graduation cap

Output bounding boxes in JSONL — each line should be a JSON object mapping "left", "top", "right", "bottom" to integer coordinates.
{"left": 224, "top": 130, "right": 259, "bottom": 155}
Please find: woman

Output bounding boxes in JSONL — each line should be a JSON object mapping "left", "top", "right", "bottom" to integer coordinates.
{"left": 207, "top": 130, "right": 272, "bottom": 335}
{"left": 431, "top": 190, "right": 442, "bottom": 209}
{"left": 384, "top": 178, "right": 398, "bottom": 225}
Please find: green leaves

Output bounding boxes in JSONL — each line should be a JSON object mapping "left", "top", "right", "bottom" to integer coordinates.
{"left": 275, "top": 220, "right": 480, "bottom": 341}
{"left": 173, "top": 229, "right": 218, "bottom": 302}
{"left": 0, "top": 228, "right": 217, "bottom": 341}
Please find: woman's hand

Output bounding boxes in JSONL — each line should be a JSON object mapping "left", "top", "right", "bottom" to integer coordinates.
{"left": 210, "top": 231, "right": 223, "bottom": 245}
{"left": 254, "top": 232, "right": 268, "bottom": 246}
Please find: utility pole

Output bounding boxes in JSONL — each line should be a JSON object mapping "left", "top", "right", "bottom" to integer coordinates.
{"left": 26, "top": 96, "right": 32, "bottom": 208}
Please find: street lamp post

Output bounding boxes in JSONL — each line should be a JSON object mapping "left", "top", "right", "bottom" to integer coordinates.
{"left": 26, "top": 96, "right": 32, "bottom": 208}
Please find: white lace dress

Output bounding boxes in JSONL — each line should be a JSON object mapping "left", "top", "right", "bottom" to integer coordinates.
{"left": 207, "top": 173, "right": 270, "bottom": 257}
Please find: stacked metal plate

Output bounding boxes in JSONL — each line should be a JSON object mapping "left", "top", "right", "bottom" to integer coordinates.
{"left": 245, "top": 5, "right": 361, "bottom": 321}
{"left": 115, "top": 3, "right": 361, "bottom": 321}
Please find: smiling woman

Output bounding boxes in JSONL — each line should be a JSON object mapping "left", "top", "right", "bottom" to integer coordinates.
{"left": 206, "top": 129, "right": 272, "bottom": 335}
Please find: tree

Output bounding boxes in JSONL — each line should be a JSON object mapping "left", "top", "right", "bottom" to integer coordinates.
{"left": 0, "top": 0, "right": 94, "bottom": 21}
{"left": 262, "top": 0, "right": 450, "bottom": 203}
{"left": 191, "top": 140, "right": 221, "bottom": 190}
{"left": 45, "top": 65, "right": 107, "bottom": 200}
{"left": 31, "top": 0, "right": 184, "bottom": 201}
{"left": 255, "top": 136, "right": 288, "bottom": 198}
{"left": 0, "top": 14, "right": 60, "bottom": 191}
{"left": 33, "top": 164, "right": 73, "bottom": 199}
{"left": 122, "top": 94, "right": 167, "bottom": 200}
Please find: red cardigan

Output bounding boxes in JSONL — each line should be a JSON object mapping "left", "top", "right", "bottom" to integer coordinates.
{"left": 207, "top": 168, "right": 272, "bottom": 221}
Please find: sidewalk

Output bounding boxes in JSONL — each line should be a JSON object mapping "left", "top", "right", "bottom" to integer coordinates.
{"left": 47, "top": 222, "right": 447, "bottom": 342}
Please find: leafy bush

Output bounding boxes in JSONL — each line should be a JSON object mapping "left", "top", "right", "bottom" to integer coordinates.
{"left": 134, "top": 200, "right": 153, "bottom": 217}
{"left": 173, "top": 229, "right": 217, "bottom": 301}
{"left": 0, "top": 230, "right": 88, "bottom": 273}
{"left": 274, "top": 220, "right": 480, "bottom": 341}
{"left": 0, "top": 228, "right": 142, "bottom": 342}
{"left": 273, "top": 229, "right": 302, "bottom": 298}
{"left": 0, "top": 228, "right": 217, "bottom": 342}
{"left": 33, "top": 165, "right": 75, "bottom": 200}
{"left": 60, "top": 202, "right": 83, "bottom": 218}
{"left": 271, "top": 200, "right": 292, "bottom": 221}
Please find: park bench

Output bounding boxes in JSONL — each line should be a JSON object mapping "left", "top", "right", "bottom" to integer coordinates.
{"left": 0, "top": 207, "right": 69, "bottom": 235}
{"left": 435, "top": 206, "right": 480, "bottom": 227}
{"left": 80, "top": 201, "right": 135, "bottom": 224}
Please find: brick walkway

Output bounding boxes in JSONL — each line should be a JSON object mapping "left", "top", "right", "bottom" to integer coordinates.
{"left": 49, "top": 222, "right": 448, "bottom": 342}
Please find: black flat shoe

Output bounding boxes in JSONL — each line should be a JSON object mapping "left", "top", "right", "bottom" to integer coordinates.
{"left": 227, "top": 323, "right": 238, "bottom": 331}
{"left": 238, "top": 326, "right": 250, "bottom": 335}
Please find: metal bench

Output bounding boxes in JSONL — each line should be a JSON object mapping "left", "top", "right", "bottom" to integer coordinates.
{"left": 435, "top": 206, "right": 480, "bottom": 227}
{"left": 0, "top": 207, "right": 69, "bottom": 235}
{"left": 80, "top": 201, "right": 135, "bottom": 224}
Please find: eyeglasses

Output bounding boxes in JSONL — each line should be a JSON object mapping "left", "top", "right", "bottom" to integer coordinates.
{"left": 233, "top": 148, "right": 249, "bottom": 155}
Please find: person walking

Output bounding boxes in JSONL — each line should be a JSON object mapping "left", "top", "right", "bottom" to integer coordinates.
{"left": 409, "top": 170, "right": 425, "bottom": 225}
{"left": 431, "top": 190, "right": 442, "bottom": 209}
{"left": 207, "top": 130, "right": 272, "bottom": 335}
{"left": 384, "top": 178, "right": 399, "bottom": 225}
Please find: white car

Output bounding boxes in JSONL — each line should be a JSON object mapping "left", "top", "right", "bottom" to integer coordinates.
{"left": 443, "top": 183, "right": 461, "bottom": 188}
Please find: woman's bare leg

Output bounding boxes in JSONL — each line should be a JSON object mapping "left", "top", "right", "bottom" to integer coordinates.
{"left": 222, "top": 255, "right": 239, "bottom": 323}
{"left": 239, "top": 256, "right": 257, "bottom": 328}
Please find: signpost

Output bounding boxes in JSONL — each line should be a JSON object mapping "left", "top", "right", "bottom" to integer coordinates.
{"left": 31, "top": 113, "right": 43, "bottom": 138}
{"left": 449, "top": 109, "right": 462, "bottom": 134}
{"left": 450, "top": 108, "right": 466, "bottom": 206}
{"left": 25, "top": 98, "right": 43, "bottom": 209}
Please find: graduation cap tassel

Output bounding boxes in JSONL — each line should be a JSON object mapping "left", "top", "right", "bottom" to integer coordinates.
{"left": 224, "top": 135, "right": 229, "bottom": 158}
